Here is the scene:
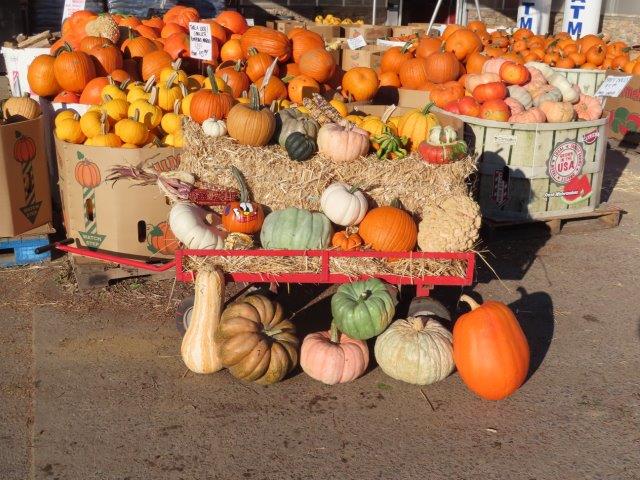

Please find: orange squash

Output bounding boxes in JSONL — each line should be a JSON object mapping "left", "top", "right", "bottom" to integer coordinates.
{"left": 27, "top": 54, "right": 61, "bottom": 97}
{"left": 453, "top": 295, "right": 530, "bottom": 401}
{"left": 423, "top": 51, "right": 460, "bottom": 84}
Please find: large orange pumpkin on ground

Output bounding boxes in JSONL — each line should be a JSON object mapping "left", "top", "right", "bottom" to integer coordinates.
{"left": 299, "top": 48, "right": 336, "bottom": 83}
{"left": 240, "top": 26, "right": 291, "bottom": 62}
{"left": 453, "top": 295, "right": 530, "bottom": 400}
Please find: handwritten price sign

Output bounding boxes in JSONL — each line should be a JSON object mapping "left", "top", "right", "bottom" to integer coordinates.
{"left": 189, "top": 22, "right": 213, "bottom": 61}
{"left": 595, "top": 75, "right": 632, "bottom": 98}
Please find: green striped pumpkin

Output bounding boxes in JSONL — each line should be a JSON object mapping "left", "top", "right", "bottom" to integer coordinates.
{"left": 260, "top": 207, "right": 332, "bottom": 250}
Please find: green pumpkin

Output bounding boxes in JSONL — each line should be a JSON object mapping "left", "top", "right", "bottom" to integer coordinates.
{"left": 331, "top": 278, "right": 395, "bottom": 340}
{"left": 260, "top": 207, "right": 333, "bottom": 250}
{"left": 285, "top": 132, "right": 316, "bottom": 161}
{"left": 274, "top": 108, "right": 320, "bottom": 147}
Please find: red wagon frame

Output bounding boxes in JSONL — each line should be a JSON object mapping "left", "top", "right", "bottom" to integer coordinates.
{"left": 46, "top": 242, "right": 475, "bottom": 297}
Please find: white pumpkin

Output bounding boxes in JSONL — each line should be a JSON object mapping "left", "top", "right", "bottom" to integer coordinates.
{"left": 524, "top": 61, "right": 554, "bottom": 81}
{"left": 320, "top": 182, "right": 368, "bottom": 227}
{"left": 547, "top": 72, "right": 580, "bottom": 103}
{"left": 374, "top": 316, "right": 455, "bottom": 385}
{"left": 202, "top": 117, "right": 227, "bottom": 137}
{"left": 169, "top": 202, "right": 227, "bottom": 249}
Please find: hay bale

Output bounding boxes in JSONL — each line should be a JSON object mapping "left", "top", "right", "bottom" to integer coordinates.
{"left": 181, "top": 120, "right": 476, "bottom": 215}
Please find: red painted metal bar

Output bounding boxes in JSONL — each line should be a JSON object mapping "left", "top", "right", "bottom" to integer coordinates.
{"left": 56, "top": 243, "right": 176, "bottom": 273}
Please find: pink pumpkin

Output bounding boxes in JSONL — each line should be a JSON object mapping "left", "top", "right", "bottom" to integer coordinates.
{"left": 300, "top": 324, "right": 369, "bottom": 385}
{"left": 481, "top": 58, "right": 508, "bottom": 75}
{"left": 504, "top": 97, "right": 525, "bottom": 116}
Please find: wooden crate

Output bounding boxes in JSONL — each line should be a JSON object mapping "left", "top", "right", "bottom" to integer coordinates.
{"left": 552, "top": 67, "right": 606, "bottom": 96}
{"left": 435, "top": 108, "right": 608, "bottom": 222}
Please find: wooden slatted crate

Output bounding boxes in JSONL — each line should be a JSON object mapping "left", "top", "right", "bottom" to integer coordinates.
{"left": 552, "top": 67, "right": 607, "bottom": 96}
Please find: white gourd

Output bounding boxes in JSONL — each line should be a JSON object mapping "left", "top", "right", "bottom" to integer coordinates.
{"left": 507, "top": 85, "right": 533, "bottom": 109}
{"left": 181, "top": 268, "right": 225, "bottom": 374}
{"left": 169, "top": 202, "right": 227, "bottom": 249}
{"left": 547, "top": 73, "right": 580, "bottom": 103}
{"left": 320, "top": 182, "right": 368, "bottom": 227}
{"left": 202, "top": 117, "right": 227, "bottom": 137}
{"left": 374, "top": 316, "right": 455, "bottom": 385}
{"left": 525, "top": 61, "right": 554, "bottom": 80}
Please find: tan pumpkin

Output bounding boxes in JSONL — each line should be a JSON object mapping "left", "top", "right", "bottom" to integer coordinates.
{"left": 215, "top": 294, "right": 299, "bottom": 385}
{"left": 181, "top": 268, "right": 225, "bottom": 374}
{"left": 226, "top": 85, "right": 275, "bottom": 146}
{"left": 539, "top": 100, "right": 575, "bottom": 123}
{"left": 508, "top": 107, "right": 546, "bottom": 123}
{"left": 316, "top": 123, "right": 370, "bottom": 162}
{"left": 2, "top": 94, "right": 41, "bottom": 120}
{"left": 573, "top": 94, "right": 602, "bottom": 121}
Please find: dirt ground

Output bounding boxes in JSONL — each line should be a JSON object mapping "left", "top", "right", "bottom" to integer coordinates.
{"left": 1, "top": 146, "right": 639, "bottom": 480}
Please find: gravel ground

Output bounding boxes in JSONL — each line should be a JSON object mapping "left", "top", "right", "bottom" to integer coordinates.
{"left": 1, "top": 146, "right": 639, "bottom": 480}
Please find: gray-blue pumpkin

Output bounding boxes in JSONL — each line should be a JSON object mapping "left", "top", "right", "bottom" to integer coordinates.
{"left": 260, "top": 207, "right": 333, "bottom": 250}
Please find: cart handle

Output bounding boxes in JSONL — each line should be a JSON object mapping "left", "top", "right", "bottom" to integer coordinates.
{"left": 34, "top": 238, "right": 74, "bottom": 255}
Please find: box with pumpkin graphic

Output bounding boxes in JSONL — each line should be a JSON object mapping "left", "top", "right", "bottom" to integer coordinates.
{"left": 55, "top": 139, "right": 181, "bottom": 258}
{"left": 0, "top": 116, "right": 53, "bottom": 237}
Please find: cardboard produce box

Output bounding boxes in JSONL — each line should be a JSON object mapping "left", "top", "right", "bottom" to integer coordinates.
{"left": 391, "top": 26, "right": 426, "bottom": 37}
{"left": 341, "top": 45, "right": 388, "bottom": 71}
{"left": 274, "top": 20, "right": 342, "bottom": 40}
{"left": 343, "top": 25, "right": 392, "bottom": 42}
{"left": 604, "top": 71, "right": 640, "bottom": 145}
{"left": 0, "top": 116, "right": 53, "bottom": 237}
{"left": 55, "top": 139, "right": 181, "bottom": 258}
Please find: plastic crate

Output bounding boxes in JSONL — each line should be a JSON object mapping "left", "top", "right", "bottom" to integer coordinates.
{"left": 0, "top": 234, "right": 51, "bottom": 267}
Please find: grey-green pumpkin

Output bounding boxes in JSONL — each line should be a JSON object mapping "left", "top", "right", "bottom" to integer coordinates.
{"left": 285, "top": 132, "right": 316, "bottom": 161}
{"left": 274, "top": 108, "right": 320, "bottom": 147}
{"left": 331, "top": 278, "right": 395, "bottom": 340}
{"left": 260, "top": 207, "right": 333, "bottom": 250}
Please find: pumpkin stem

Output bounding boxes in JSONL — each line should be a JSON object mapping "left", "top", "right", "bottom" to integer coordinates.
{"left": 390, "top": 198, "right": 403, "bottom": 209}
{"left": 248, "top": 84, "right": 261, "bottom": 110}
{"left": 358, "top": 289, "right": 372, "bottom": 302}
{"left": 234, "top": 60, "right": 243, "bottom": 72}
{"left": 230, "top": 165, "right": 251, "bottom": 203}
{"left": 107, "top": 75, "right": 115, "bottom": 85}
{"left": 144, "top": 76, "right": 155, "bottom": 92}
{"left": 347, "top": 184, "right": 360, "bottom": 194}
{"left": 280, "top": 74, "right": 295, "bottom": 84}
{"left": 207, "top": 66, "right": 220, "bottom": 93}
{"left": 247, "top": 47, "right": 258, "bottom": 56}
{"left": 459, "top": 294, "right": 481, "bottom": 311}
{"left": 172, "top": 58, "right": 182, "bottom": 71}
{"left": 173, "top": 99, "right": 181, "bottom": 115}
{"left": 421, "top": 102, "right": 435, "bottom": 115}
{"left": 401, "top": 41, "right": 411, "bottom": 54}
{"left": 329, "top": 322, "right": 340, "bottom": 344}
{"left": 132, "top": 109, "right": 140, "bottom": 123}
{"left": 166, "top": 72, "right": 178, "bottom": 89}
{"left": 120, "top": 78, "right": 130, "bottom": 90}
{"left": 149, "top": 86, "right": 158, "bottom": 106}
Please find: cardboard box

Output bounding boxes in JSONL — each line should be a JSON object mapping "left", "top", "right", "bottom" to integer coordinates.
{"left": 274, "top": 20, "right": 342, "bottom": 40}
{"left": 371, "top": 87, "right": 431, "bottom": 109}
{"left": 391, "top": 26, "right": 426, "bottom": 37}
{"left": 0, "top": 116, "right": 53, "bottom": 237}
{"left": 343, "top": 25, "right": 392, "bottom": 42}
{"left": 1, "top": 47, "right": 50, "bottom": 96}
{"left": 341, "top": 45, "right": 388, "bottom": 71}
{"left": 55, "top": 139, "right": 182, "bottom": 258}
{"left": 604, "top": 71, "right": 640, "bottom": 145}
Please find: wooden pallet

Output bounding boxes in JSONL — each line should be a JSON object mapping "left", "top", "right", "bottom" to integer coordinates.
{"left": 71, "top": 255, "right": 175, "bottom": 291}
{"left": 483, "top": 204, "right": 623, "bottom": 236}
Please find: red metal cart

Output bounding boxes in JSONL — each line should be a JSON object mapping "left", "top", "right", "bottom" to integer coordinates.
{"left": 38, "top": 240, "right": 475, "bottom": 331}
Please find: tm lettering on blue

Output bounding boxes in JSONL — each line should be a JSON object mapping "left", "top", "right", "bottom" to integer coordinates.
{"left": 519, "top": 2, "right": 534, "bottom": 29}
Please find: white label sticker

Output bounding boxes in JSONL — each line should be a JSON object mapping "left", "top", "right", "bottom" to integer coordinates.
{"left": 246, "top": 18, "right": 255, "bottom": 26}
{"left": 62, "top": 0, "right": 86, "bottom": 22}
{"left": 189, "top": 22, "right": 213, "bottom": 61}
{"left": 595, "top": 75, "right": 632, "bottom": 98}
{"left": 494, "top": 134, "right": 517, "bottom": 146}
{"left": 347, "top": 35, "right": 367, "bottom": 50}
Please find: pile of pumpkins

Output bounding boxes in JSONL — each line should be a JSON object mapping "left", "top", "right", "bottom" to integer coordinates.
{"left": 314, "top": 14, "right": 364, "bottom": 25}
{"left": 439, "top": 60, "right": 604, "bottom": 123}
{"left": 183, "top": 269, "right": 530, "bottom": 402}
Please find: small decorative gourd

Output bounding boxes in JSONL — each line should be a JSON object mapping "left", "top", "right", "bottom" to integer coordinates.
{"left": 320, "top": 182, "right": 368, "bottom": 227}
{"left": 56, "top": 116, "right": 86, "bottom": 144}
{"left": 374, "top": 316, "right": 455, "bottom": 385}
{"left": 226, "top": 84, "right": 275, "bottom": 146}
{"left": 331, "top": 278, "right": 395, "bottom": 340}
{"left": 160, "top": 100, "right": 184, "bottom": 135}
{"left": 547, "top": 72, "right": 580, "bottom": 103}
{"left": 128, "top": 87, "right": 163, "bottom": 129}
{"left": 181, "top": 268, "right": 225, "bottom": 374}
{"left": 300, "top": 323, "right": 369, "bottom": 385}
{"left": 573, "top": 94, "right": 603, "bottom": 121}
{"left": 539, "top": 100, "right": 575, "bottom": 123}
{"left": 156, "top": 72, "right": 184, "bottom": 111}
{"left": 202, "top": 117, "right": 227, "bottom": 137}
{"left": 168, "top": 202, "right": 228, "bottom": 250}
{"left": 80, "top": 110, "right": 105, "bottom": 138}
{"left": 114, "top": 110, "right": 149, "bottom": 145}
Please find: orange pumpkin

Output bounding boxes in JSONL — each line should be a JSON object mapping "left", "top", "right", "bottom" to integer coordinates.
{"left": 444, "top": 28, "right": 482, "bottom": 61}
{"left": 221, "top": 167, "right": 265, "bottom": 234}
{"left": 359, "top": 201, "right": 417, "bottom": 252}
{"left": 473, "top": 81, "right": 507, "bottom": 102}
{"left": 118, "top": 16, "right": 141, "bottom": 28}
{"left": 62, "top": 10, "right": 96, "bottom": 39}
{"left": 467, "top": 20, "right": 486, "bottom": 34}
{"left": 220, "top": 38, "right": 244, "bottom": 62}
{"left": 142, "top": 16, "right": 164, "bottom": 30}
{"left": 332, "top": 230, "right": 363, "bottom": 251}
{"left": 135, "top": 24, "right": 159, "bottom": 39}
{"left": 453, "top": 295, "right": 530, "bottom": 401}
{"left": 465, "top": 52, "right": 488, "bottom": 74}
{"left": 430, "top": 81, "right": 464, "bottom": 108}
{"left": 424, "top": 51, "right": 460, "bottom": 84}
{"left": 246, "top": 48, "right": 279, "bottom": 82}
{"left": 78, "top": 76, "right": 110, "bottom": 104}
{"left": 442, "top": 24, "right": 462, "bottom": 40}
{"left": 217, "top": 60, "right": 251, "bottom": 98}
{"left": 415, "top": 36, "right": 442, "bottom": 60}
{"left": 141, "top": 49, "right": 172, "bottom": 81}
{"left": 378, "top": 71, "right": 401, "bottom": 88}
{"left": 53, "top": 90, "right": 80, "bottom": 103}
{"left": 89, "top": 43, "right": 123, "bottom": 76}
{"left": 163, "top": 32, "right": 195, "bottom": 60}
{"left": 215, "top": 10, "right": 249, "bottom": 35}
{"left": 398, "top": 57, "right": 430, "bottom": 89}
{"left": 299, "top": 48, "right": 336, "bottom": 84}
{"left": 27, "top": 54, "right": 61, "bottom": 97}
{"left": 54, "top": 47, "right": 96, "bottom": 93}
{"left": 240, "top": 26, "right": 291, "bottom": 62}
{"left": 287, "top": 75, "right": 320, "bottom": 104}
{"left": 189, "top": 76, "right": 235, "bottom": 123}
{"left": 380, "top": 43, "right": 413, "bottom": 73}
{"left": 585, "top": 45, "right": 605, "bottom": 66}
{"left": 341, "top": 67, "right": 378, "bottom": 101}
{"left": 163, "top": 5, "right": 199, "bottom": 29}
{"left": 80, "top": 36, "right": 113, "bottom": 53}
{"left": 499, "top": 61, "right": 530, "bottom": 85}
{"left": 253, "top": 76, "right": 288, "bottom": 105}
{"left": 291, "top": 29, "right": 325, "bottom": 64}
{"left": 122, "top": 35, "right": 157, "bottom": 59}
{"left": 283, "top": 63, "right": 301, "bottom": 77}
{"left": 578, "top": 34, "right": 605, "bottom": 54}
{"left": 110, "top": 69, "right": 131, "bottom": 83}
{"left": 160, "top": 22, "right": 187, "bottom": 39}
